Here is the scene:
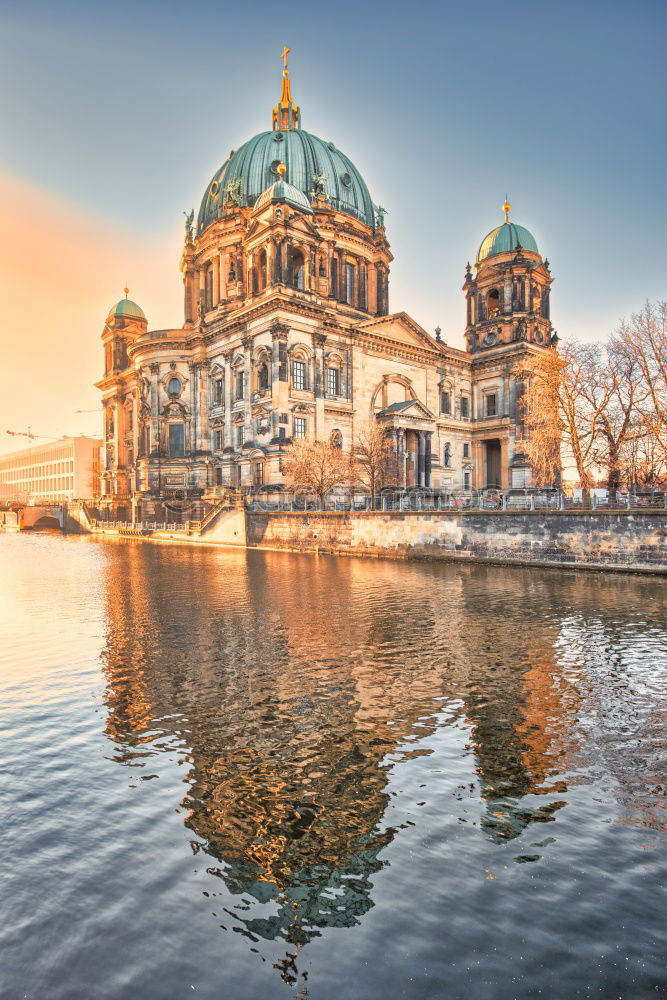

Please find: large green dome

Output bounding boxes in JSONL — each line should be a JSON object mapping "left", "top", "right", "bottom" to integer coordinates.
{"left": 477, "top": 222, "right": 539, "bottom": 263}
{"left": 197, "top": 129, "right": 376, "bottom": 232}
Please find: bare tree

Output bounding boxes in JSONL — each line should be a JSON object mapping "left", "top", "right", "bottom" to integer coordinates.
{"left": 513, "top": 349, "right": 563, "bottom": 487}
{"left": 352, "top": 421, "right": 399, "bottom": 506}
{"left": 281, "top": 437, "right": 351, "bottom": 506}
{"left": 612, "top": 301, "right": 667, "bottom": 463}
{"left": 591, "top": 339, "right": 645, "bottom": 492}
{"left": 516, "top": 342, "right": 616, "bottom": 493}
{"left": 619, "top": 425, "right": 667, "bottom": 492}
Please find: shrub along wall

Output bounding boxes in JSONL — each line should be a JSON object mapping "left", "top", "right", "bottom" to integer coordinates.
{"left": 245, "top": 510, "right": 667, "bottom": 573}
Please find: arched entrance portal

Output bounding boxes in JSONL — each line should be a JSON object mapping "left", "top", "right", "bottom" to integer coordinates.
{"left": 484, "top": 439, "right": 501, "bottom": 488}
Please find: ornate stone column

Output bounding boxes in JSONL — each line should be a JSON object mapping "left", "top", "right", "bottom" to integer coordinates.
{"left": 417, "top": 431, "right": 425, "bottom": 488}
{"left": 198, "top": 360, "right": 210, "bottom": 455}
{"left": 425, "top": 432, "right": 432, "bottom": 488}
{"left": 500, "top": 437, "right": 510, "bottom": 489}
{"left": 242, "top": 334, "right": 253, "bottom": 441}
{"left": 313, "top": 331, "right": 327, "bottom": 437}
{"left": 270, "top": 323, "right": 289, "bottom": 441}
{"left": 218, "top": 249, "right": 226, "bottom": 301}
{"left": 223, "top": 349, "right": 234, "bottom": 451}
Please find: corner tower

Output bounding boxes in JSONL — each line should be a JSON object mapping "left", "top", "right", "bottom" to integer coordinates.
{"left": 463, "top": 201, "right": 554, "bottom": 354}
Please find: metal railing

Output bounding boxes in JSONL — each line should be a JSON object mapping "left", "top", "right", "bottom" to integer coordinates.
{"left": 244, "top": 489, "right": 667, "bottom": 514}
{"left": 88, "top": 489, "right": 667, "bottom": 532}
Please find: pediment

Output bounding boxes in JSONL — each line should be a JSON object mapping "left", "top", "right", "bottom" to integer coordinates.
{"left": 355, "top": 312, "right": 441, "bottom": 352}
{"left": 377, "top": 398, "right": 435, "bottom": 421}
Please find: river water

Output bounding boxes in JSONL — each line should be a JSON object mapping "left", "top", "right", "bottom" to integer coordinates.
{"left": 0, "top": 533, "right": 665, "bottom": 999}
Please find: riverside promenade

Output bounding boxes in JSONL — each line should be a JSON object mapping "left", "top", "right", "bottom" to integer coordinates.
{"left": 83, "top": 494, "right": 667, "bottom": 574}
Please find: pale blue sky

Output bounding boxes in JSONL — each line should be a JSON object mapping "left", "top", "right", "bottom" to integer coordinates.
{"left": 2, "top": 0, "right": 665, "bottom": 346}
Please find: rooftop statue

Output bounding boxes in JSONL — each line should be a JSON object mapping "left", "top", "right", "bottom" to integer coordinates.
{"left": 225, "top": 178, "right": 243, "bottom": 206}
{"left": 183, "top": 209, "right": 194, "bottom": 242}
{"left": 374, "top": 204, "right": 387, "bottom": 228}
{"left": 311, "top": 171, "right": 327, "bottom": 196}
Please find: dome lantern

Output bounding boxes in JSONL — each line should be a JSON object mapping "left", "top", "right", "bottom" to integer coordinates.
{"left": 272, "top": 46, "right": 300, "bottom": 131}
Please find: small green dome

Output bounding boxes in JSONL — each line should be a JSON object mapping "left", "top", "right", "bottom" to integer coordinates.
{"left": 254, "top": 179, "right": 313, "bottom": 215}
{"left": 107, "top": 296, "right": 146, "bottom": 322}
{"left": 477, "top": 222, "right": 539, "bottom": 263}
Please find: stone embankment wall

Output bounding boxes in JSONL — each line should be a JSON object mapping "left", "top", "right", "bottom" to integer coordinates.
{"left": 245, "top": 510, "right": 667, "bottom": 573}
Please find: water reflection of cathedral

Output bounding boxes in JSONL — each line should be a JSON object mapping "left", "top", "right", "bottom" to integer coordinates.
{"left": 100, "top": 543, "right": 594, "bottom": 994}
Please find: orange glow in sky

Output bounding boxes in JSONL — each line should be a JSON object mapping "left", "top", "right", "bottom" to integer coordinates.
{"left": 0, "top": 169, "right": 182, "bottom": 455}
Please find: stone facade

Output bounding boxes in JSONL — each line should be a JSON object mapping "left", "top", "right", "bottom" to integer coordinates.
{"left": 96, "top": 64, "right": 557, "bottom": 516}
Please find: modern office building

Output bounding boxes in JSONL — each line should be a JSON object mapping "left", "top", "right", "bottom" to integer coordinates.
{"left": 0, "top": 436, "right": 101, "bottom": 503}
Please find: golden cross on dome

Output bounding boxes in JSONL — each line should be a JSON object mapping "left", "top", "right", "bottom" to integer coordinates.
{"left": 281, "top": 46, "right": 290, "bottom": 72}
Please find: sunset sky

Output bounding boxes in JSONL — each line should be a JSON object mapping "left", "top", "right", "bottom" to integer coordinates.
{"left": 1, "top": 0, "right": 665, "bottom": 455}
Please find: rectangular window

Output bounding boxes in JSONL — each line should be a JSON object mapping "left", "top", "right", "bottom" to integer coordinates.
{"left": 236, "top": 425, "right": 245, "bottom": 448}
{"left": 213, "top": 377, "right": 224, "bottom": 406}
{"left": 168, "top": 424, "right": 185, "bottom": 458}
{"left": 486, "top": 393, "right": 497, "bottom": 417}
{"left": 278, "top": 427, "right": 286, "bottom": 440}
{"left": 279, "top": 413, "right": 289, "bottom": 424}
{"left": 327, "top": 367, "right": 339, "bottom": 396}
{"left": 440, "top": 391, "right": 451, "bottom": 415}
{"left": 464, "top": 472, "right": 471, "bottom": 490}
{"left": 214, "top": 430, "right": 223, "bottom": 451}
{"left": 460, "top": 396, "right": 470, "bottom": 420}
{"left": 253, "top": 462, "right": 264, "bottom": 485}
{"left": 292, "top": 360, "right": 306, "bottom": 390}
{"left": 463, "top": 443, "right": 470, "bottom": 459}
{"left": 294, "top": 417, "right": 306, "bottom": 439}
{"left": 234, "top": 372, "right": 245, "bottom": 401}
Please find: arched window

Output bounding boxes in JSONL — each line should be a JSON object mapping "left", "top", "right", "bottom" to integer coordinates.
{"left": 331, "top": 430, "right": 343, "bottom": 449}
{"left": 486, "top": 289, "right": 500, "bottom": 319}
{"left": 291, "top": 250, "right": 305, "bottom": 290}
{"left": 330, "top": 257, "right": 338, "bottom": 297}
{"left": 257, "top": 362, "right": 269, "bottom": 391}
{"left": 257, "top": 249, "right": 267, "bottom": 292}
{"left": 205, "top": 264, "right": 214, "bottom": 310}
{"left": 168, "top": 424, "right": 185, "bottom": 458}
{"left": 291, "top": 353, "right": 307, "bottom": 391}
{"left": 345, "top": 262, "right": 355, "bottom": 305}
{"left": 253, "top": 460, "right": 264, "bottom": 486}
{"left": 168, "top": 377, "right": 181, "bottom": 395}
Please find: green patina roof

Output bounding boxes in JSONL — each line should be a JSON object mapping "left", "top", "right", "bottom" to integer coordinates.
{"left": 477, "top": 222, "right": 539, "bottom": 263}
{"left": 198, "top": 129, "right": 376, "bottom": 232}
{"left": 254, "top": 179, "right": 313, "bottom": 215}
{"left": 107, "top": 298, "right": 146, "bottom": 322}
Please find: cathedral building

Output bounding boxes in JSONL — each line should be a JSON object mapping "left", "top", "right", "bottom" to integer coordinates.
{"left": 96, "top": 55, "right": 556, "bottom": 516}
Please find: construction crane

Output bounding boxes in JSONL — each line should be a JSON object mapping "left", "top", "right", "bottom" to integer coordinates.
{"left": 6, "top": 428, "right": 58, "bottom": 441}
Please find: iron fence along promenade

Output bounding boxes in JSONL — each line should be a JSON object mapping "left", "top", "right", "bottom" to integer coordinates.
{"left": 243, "top": 489, "right": 667, "bottom": 514}
{"left": 88, "top": 489, "right": 667, "bottom": 532}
